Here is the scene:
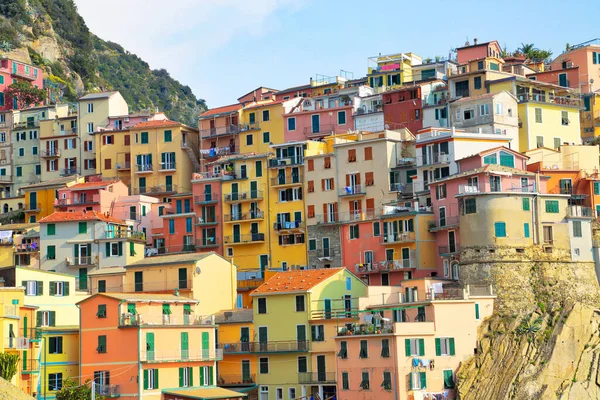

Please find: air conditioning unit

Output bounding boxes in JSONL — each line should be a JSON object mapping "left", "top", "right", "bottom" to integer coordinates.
{"left": 124, "top": 117, "right": 130, "bottom": 122}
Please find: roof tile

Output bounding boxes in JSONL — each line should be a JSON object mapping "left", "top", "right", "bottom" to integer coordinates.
{"left": 38, "top": 210, "right": 126, "bottom": 225}
{"left": 199, "top": 104, "right": 242, "bottom": 118}
{"left": 252, "top": 268, "right": 343, "bottom": 295}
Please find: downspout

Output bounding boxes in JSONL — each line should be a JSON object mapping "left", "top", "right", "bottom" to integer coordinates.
{"left": 266, "top": 156, "right": 273, "bottom": 270}
{"left": 392, "top": 333, "right": 399, "bottom": 400}
{"left": 230, "top": 258, "right": 236, "bottom": 308}
{"left": 335, "top": 148, "right": 341, "bottom": 266}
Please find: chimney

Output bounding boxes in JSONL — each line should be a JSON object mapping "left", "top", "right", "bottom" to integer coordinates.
{"left": 474, "top": 38, "right": 478, "bottom": 45}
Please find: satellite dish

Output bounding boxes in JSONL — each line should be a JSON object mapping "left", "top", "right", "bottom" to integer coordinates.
{"left": 194, "top": 266, "right": 201, "bottom": 276}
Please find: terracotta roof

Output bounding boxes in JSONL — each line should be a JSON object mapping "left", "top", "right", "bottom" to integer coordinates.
{"left": 199, "top": 104, "right": 242, "bottom": 119}
{"left": 243, "top": 100, "right": 285, "bottom": 110}
{"left": 454, "top": 145, "right": 527, "bottom": 163}
{"left": 162, "top": 387, "right": 247, "bottom": 400}
{"left": 67, "top": 181, "right": 119, "bottom": 190}
{"left": 132, "top": 119, "right": 182, "bottom": 129}
{"left": 77, "top": 292, "right": 198, "bottom": 305}
{"left": 432, "top": 164, "right": 536, "bottom": 185}
{"left": 38, "top": 211, "right": 126, "bottom": 225}
{"left": 251, "top": 268, "right": 343, "bottom": 295}
{"left": 20, "top": 176, "right": 81, "bottom": 190}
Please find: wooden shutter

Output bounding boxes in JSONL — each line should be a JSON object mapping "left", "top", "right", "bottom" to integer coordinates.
{"left": 349, "top": 202, "right": 355, "bottom": 213}
{"left": 366, "top": 198, "right": 374, "bottom": 212}
{"left": 345, "top": 175, "right": 350, "bottom": 187}
{"left": 324, "top": 157, "right": 331, "bottom": 168}
{"left": 307, "top": 159, "right": 314, "bottom": 171}
{"left": 188, "top": 367, "right": 193, "bottom": 387}
{"left": 357, "top": 200, "right": 362, "bottom": 213}
{"left": 449, "top": 338, "right": 455, "bottom": 355}
{"left": 321, "top": 179, "right": 325, "bottom": 191}
{"left": 143, "top": 370, "right": 148, "bottom": 390}
{"left": 209, "top": 366, "right": 214, "bottom": 386}
{"left": 124, "top": 135, "right": 130, "bottom": 145}
{"left": 36, "top": 281, "right": 43, "bottom": 296}
{"left": 366, "top": 172, "right": 374, "bottom": 186}
{"left": 200, "top": 367, "right": 204, "bottom": 387}
{"left": 322, "top": 204, "right": 328, "bottom": 223}
{"left": 49, "top": 311, "right": 56, "bottom": 327}
{"left": 307, "top": 205, "right": 315, "bottom": 218}
{"left": 333, "top": 203, "right": 338, "bottom": 221}
{"left": 73, "top": 139, "right": 77, "bottom": 149}
{"left": 178, "top": 368, "right": 184, "bottom": 387}
{"left": 104, "top": 159, "right": 111, "bottom": 170}
{"left": 364, "top": 146, "right": 372, "bottom": 160}
{"left": 418, "top": 338, "right": 425, "bottom": 356}
{"left": 348, "top": 149, "right": 356, "bottom": 161}
{"left": 356, "top": 173, "right": 361, "bottom": 185}
{"left": 308, "top": 180, "right": 314, "bottom": 192}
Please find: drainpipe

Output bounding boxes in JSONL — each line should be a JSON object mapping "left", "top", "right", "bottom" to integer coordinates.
{"left": 334, "top": 149, "right": 341, "bottom": 266}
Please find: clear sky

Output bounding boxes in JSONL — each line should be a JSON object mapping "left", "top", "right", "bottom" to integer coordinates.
{"left": 74, "top": 0, "right": 599, "bottom": 108}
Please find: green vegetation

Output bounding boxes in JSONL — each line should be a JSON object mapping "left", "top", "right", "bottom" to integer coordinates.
{"left": 0, "top": 0, "right": 206, "bottom": 125}
{"left": 515, "top": 43, "right": 553, "bottom": 62}
{"left": 56, "top": 378, "right": 104, "bottom": 400}
{"left": 7, "top": 81, "right": 47, "bottom": 109}
{"left": 0, "top": 352, "right": 19, "bottom": 381}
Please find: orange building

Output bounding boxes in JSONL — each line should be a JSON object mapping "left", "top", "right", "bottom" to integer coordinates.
{"left": 78, "top": 292, "right": 240, "bottom": 400}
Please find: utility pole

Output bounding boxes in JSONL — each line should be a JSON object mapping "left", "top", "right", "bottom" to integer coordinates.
{"left": 91, "top": 380, "right": 95, "bottom": 400}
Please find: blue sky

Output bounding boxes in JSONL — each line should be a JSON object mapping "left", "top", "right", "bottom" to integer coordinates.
{"left": 76, "top": 0, "right": 599, "bottom": 108}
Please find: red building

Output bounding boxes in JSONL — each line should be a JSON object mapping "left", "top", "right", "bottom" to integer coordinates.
{"left": 382, "top": 86, "right": 423, "bottom": 133}
{"left": 0, "top": 58, "right": 44, "bottom": 110}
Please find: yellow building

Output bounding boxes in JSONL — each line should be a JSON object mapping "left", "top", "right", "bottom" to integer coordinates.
{"left": 239, "top": 101, "right": 287, "bottom": 154}
{"left": 488, "top": 77, "right": 582, "bottom": 151}
{"left": 581, "top": 92, "right": 600, "bottom": 142}
{"left": 250, "top": 268, "right": 367, "bottom": 400}
{"left": 39, "top": 109, "right": 80, "bottom": 182}
{"left": 94, "top": 128, "right": 133, "bottom": 186}
{"left": 367, "top": 53, "right": 420, "bottom": 91}
{"left": 0, "top": 223, "right": 39, "bottom": 269}
{"left": 38, "top": 326, "right": 79, "bottom": 400}
{"left": 21, "top": 176, "right": 83, "bottom": 223}
{"left": 127, "top": 120, "right": 200, "bottom": 199}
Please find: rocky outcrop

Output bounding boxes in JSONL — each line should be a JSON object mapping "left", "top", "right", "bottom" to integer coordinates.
{"left": 0, "top": 377, "right": 34, "bottom": 400}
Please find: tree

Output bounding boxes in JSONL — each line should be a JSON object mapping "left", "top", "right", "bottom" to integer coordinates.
{"left": 56, "top": 378, "right": 104, "bottom": 400}
{"left": 5, "top": 81, "right": 46, "bottom": 109}
{"left": 517, "top": 43, "right": 553, "bottom": 62}
{"left": 0, "top": 352, "right": 19, "bottom": 381}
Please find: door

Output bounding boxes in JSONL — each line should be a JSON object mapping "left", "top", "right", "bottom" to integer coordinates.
{"left": 344, "top": 295, "right": 352, "bottom": 318}
{"left": 201, "top": 331, "right": 209, "bottom": 358}
{"left": 292, "top": 167, "right": 300, "bottom": 183}
{"left": 259, "top": 255, "right": 268, "bottom": 273}
{"left": 258, "top": 327, "right": 268, "bottom": 351}
{"left": 78, "top": 268, "right": 88, "bottom": 291}
{"left": 490, "top": 176, "right": 501, "bottom": 192}
{"left": 134, "top": 271, "right": 143, "bottom": 292}
{"left": 240, "top": 327, "right": 250, "bottom": 352}
{"left": 242, "top": 360, "right": 251, "bottom": 382}
{"left": 250, "top": 181, "right": 258, "bottom": 199}
{"left": 448, "top": 231, "right": 456, "bottom": 253}
{"left": 231, "top": 183, "right": 239, "bottom": 201}
{"left": 311, "top": 114, "right": 320, "bottom": 133}
{"left": 181, "top": 332, "right": 189, "bottom": 359}
{"left": 233, "top": 225, "right": 241, "bottom": 243}
{"left": 250, "top": 223, "right": 259, "bottom": 241}
{"left": 29, "top": 192, "right": 37, "bottom": 210}
{"left": 521, "top": 178, "right": 529, "bottom": 192}
{"left": 296, "top": 325, "right": 307, "bottom": 350}
{"left": 317, "top": 355, "right": 326, "bottom": 382}
{"left": 240, "top": 165, "right": 247, "bottom": 179}
{"left": 402, "top": 248, "right": 411, "bottom": 268}
{"left": 278, "top": 169, "right": 285, "bottom": 185}
{"left": 139, "top": 177, "right": 146, "bottom": 193}
{"left": 324, "top": 299, "right": 332, "bottom": 319}
{"left": 439, "top": 207, "right": 446, "bottom": 227}
{"left": 146, "top": 333, "right": 154, "bottom": 361}
{"left": 165, "top": 176, "right": 173, "bottom": 192}
{"left": 322, "top": 238, "right": 330, "bottom": 258}
{"left": 382, "top": 273, "right": 390, "bottom": 286}
{"left": 204, "top": 184, "right": 212, "bottom": 202}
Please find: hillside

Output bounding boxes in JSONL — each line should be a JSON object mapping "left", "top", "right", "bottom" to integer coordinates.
{"left": 0, "top": 0, "right": 206, "bottom": 125}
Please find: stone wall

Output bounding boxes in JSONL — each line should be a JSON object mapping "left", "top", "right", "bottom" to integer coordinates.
{"left": 0, "top": 377, "right": 34, "bottom": 400}
{"left": 307, "top": 225, "right": 342, "bottom": 267}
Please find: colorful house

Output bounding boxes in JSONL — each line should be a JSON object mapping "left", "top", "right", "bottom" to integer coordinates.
{"left": 239, "top": 100, "right": 289, "bottom": 154}
{"left": 111, "top": 194, "right": 160, "bottom": 245}
{"left": 198, "top": 104, "right": 242, "bottom": 165}
{"left": 22, "top": 175, "right": 84, "bottom": 223}
{"left": 367, "top": 53, "right": 420, "bottom": 92}
{"left": 192, "top": 175, "right": 223, "bottom": 256}
{"left": 548, "top": 38, "right": 600, "bottom": 93}
{"left": 381, "top": 86, "right": 423, "bottom": 133}
{"left": 455, "top": 39, "right": 503, "bottom": 64}
{"left": 581, "top": 91, "right": 600, "bottom": 141}
{"left": 39, "top": 107, "right": 79, "bottom": 182}
{"left": 0, "top": 223, "right": 40, "bottom": 269}
{"left": 0, "top": 58, "right": 44, "bottom": 111}
{"left": 250, "top": 268, "right": 367, "bottom": 400}
{"left": 55, "top": 180, "right": 128, "bottom": 213}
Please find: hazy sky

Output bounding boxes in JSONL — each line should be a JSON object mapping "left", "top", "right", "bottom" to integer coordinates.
{"left": 74, "top": 0, "right": 599, "bottom": 108}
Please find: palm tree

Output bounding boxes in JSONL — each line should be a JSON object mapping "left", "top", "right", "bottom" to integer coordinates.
{"left": 518, "top": 43, "right": 537, "bottom": 59}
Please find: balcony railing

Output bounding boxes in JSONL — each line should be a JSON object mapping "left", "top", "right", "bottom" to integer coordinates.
{"left": 304, "top": 124, "right": 334, "bottom": 136}
{"left": 298, "top": 372, "right": 336, "bottom": 384}
{"left": 134, "top": 185, "right": 177, "bottom": 195}
{"left": 141, "top": 348, "right": 223, "bottom": 362}
{"left": 240, "top": 122, "right": 260, "bottom": 131}
{"left": 196, "top": 215, "right": 219, "bottom": 225}
{"left": 223, "top": 233, "right": 265, "bottom": 244}
{"left": 104, "top": 230, "right": 146, "bottom": 241}
{"left": 15, "top": 243, "right": 40, "bottom": 253}
{"left": 200, "top": 124, "right": 240, "bottom": 138}
{"left": 135, "top": 164, "right": 153, "bottom": 173}
{"left": 218, "top": 374, "right": 256, "bottom": 386}
{"left": 14, "top": 121, "right": 39, "bottom": 129}
{"left": 517, "top": 93, "right": 581, "bottom": 107}
{"left": 60, "top": 167, "right": 78, "bottom": 176}
{"left": 566, "top": 205, "right": 593, "bottom": 218}
{"left": 159, "top": 162, "right": 177, "bottom": 171}
{"left": 268, "top": 156, "right": 303, "bottom": 168}
{"left": 24, "top": 203, "right": 41, "bottom": 212}
{"left": 438, "top": 245, "right": 460, "bottom": 256}
{"left": 382, "top": 232, "right": 416, "bottom": 244}
{"left": 355, "top": 258, "right": 416, "bottom": 274}
{"left": 224, "top": 190, "right": 264, "bottom": 202}
{"left": 339, "top": 185, "right": 366, "bottom": 196}
{"left": 220, "top": 340, "right": 308, "bottom": 354}
{"left": 195, "top": 193, "right": 219, "bottom": 204}
{"left": 273, "top": 221, "right": 305, "bottom": 231}
{"left": 66, "top": 256, "right": 97, "bottom": 266}
{"left": 120, "top": 313, "right": 214, "bottom": 327}
{"left": 429, "top": 215, "right": 460, "bottom": 231}
{"left": 418, "top": 153, "right": 451, "bottom": 166}
{"left": 40, "top": 149, "right": 60, "bottom": 158}
{"left": 397, "top": 157, "right": 416, "bottom": 167}
{"left": 95, "top": 385, "right": 120, "bottom": 398}
{"left": 458, "top": 184, "right": 536, "bottom": 194}
{"left": 21, "top": 358, "right": 40, "bottom": 373}
{"left": 197, "top": 237, "right": 219, "bottom": 248}
{"left": 116, "top": 162, "right": 131, "bottom": 170}
{"left": 270, "top": 175, "right": 303, "bottom": 186}
{"left": 4, "top": 337, "right": 30, "bottom": 350}
{"left": 224, "top": 211, "right": 264, "bottom": 222}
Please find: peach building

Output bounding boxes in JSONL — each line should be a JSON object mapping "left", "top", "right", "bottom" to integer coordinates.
{"left": 548, "top": 39, "right": 600, "bottom": 93}
{"left": 55, "top": 180, "right": 128, "bottom": 213}
{"left": 334, "top": 278, "right": 495, "bottom": 400}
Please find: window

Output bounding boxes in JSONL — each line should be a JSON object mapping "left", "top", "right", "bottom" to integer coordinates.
{"left": 49, "top": 336, "right": 63, "bottom": 354}
{"left": 259, "top": 357, "right": 269, "bottom": 374}
{"left": 350, "top": 224, "right": 359, "bottom": 239}
{"left": 262, "top": 110, "right": 270, "bottom": 121}
{"left": 50, "top": 281, "right": 68, "bottom": 296}
{"left": 495, "top": 103, "right": 504, "bottom": 114}
{"left": 342, "top": 372, "right": 349, "bottom": 390}
{"left": 47, "top": 245, "right": 56, "bottom": 260}
{"left": 169, "top": 219, "right": 175, "bottom": 234}
{"left": 287, "top": 117, "right": 296, "bottom": 131}
{"left": 179, "top": 367, "right": 193, "bottom": 387}
{"left": 561, "top": 110, "right": 569, "bottom": 126}
{"left": 463, "top": 109, "right": 474, "bottom": 120}
{"left": 554, "top": 137, "right": 561, "bottom": 149}
{"left": 405, "top": 338, "right": 425, "bottom": 356}
{"left": 33, "top": 146, "right": 38, "bottom": 155}
{"left": 338, "top": 341, "right": 348, "bottom": 359}
{"left": 164, "top": 130, "right": 172, "bottom": 142}
{"left": 535, "top": 108, "right": 543, "bottom": 123}
{"left": 98, "top": 280, "right": 106, "bottom": 293}
{"left": 78, "top": 222, "right": 87, "bottom": 234}
{"left": 436, "top": 184, "right": 446, "bottom": 200}
{"left": 410, "top": 372, "right": 427, "bottom": 390}
{"left": 443, "top": 370, "right": 455, "bottom": 389}
{"left": 337, "top": 111, "right": 347, "bottom": 125}
{"left": 48, "top": 373, "right": 63, "bottom": 391}
{"left": 348, "top": 149, "right": 356, "bottom": 162}
{"left": 276, "top": 388, "right": 283, "bottom": 400}
{"left": 479, "top": 104, "right": 489, "bottom": 116}
{"left": 373, "top": 222, "right": 380, "bottom": 236}
{"left": 257, "top": 298, "right": 267, "bottom": 314}
{"left": 311, "top": 325, "right": 324, "bottom": 341}
{"left": 545, "top": 200, "right": 559, "bottom": 213}
{"left": 573, "top": 221, "right": 582, "bottom": 238}
{"left": 246, "top": 134, "right": 253, "bottom": 146}
{"left": 144, "top": 369, "right": 159, "bottom": 390}
{"left": 87, "top": 122, "right": 94, "bottom": 133}
{"left": 96, "top": 304, "right": 107, "bottom": 318}
{"left": 308, "top": 239, "right": 316, "bottom": 251}
{"left": 524, "top": 222, "right": 530, "bottom": 238}
{"left": 88, "top": 103, "right": 94, "bottom": 113}
{"left": 262, "top": 131, "right": 270, "bottom": 143}
{"left": 186, "top": 217, "right": 193, "bottom": 233}
{"left": 18, "top": 148, "right": 24, "bottom": 157}
{"left": 47, "top": 224, "right": 56, "bottom": 235}
{"left": 323, "top": 178, "right": 333, "bottom": 191}
{"left": 141, "top": 132, "right": 149, "bottom": 144}
{"left": 288, "top": 388, "right": 296, "bottom": 399}
{"left": 297, "top": 356, "right": 307, "bottom": 373}
{"left": 465, "top": 198, "right": 477, "bottom": 214}
{"left": 494, "top": 222, "right": 507, "bottom": 238}
{"left": 255, "top": 160, "right": 262, "bottom": 177}
{"left": 522, "top": 197, "right": 530, "bottom": 211}
{"left": 346, "top": 277, "right": 352, "bottom": 290}
{"left": 381, "top": 338, "right": 390, "bottom": 357}
{"left": 295, "top": 295, "right": 305, "bottom": 312}
{"left": 359, "top": 340, "right": 368, "bottom": 358}
{"left": 360, "top": 371, "right": 370, "bottom": 390}
{"left": 435, "top": 337, "right": 456, "bottom": 356}
{"left": 474, "top": 76, "right": 482, "bottom": 89}
{"left": 97, "top": 335, "right": 107, "bottom": 353}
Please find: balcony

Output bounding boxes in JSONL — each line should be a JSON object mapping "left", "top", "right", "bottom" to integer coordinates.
{"left": 60, "top": 167, "right": 79, "bottom": 176}
{"left": 438, "top": 245, "right": 460, "bottom": 256}
{"left": 218, "top": 374, "right": 256, "bottom": 386}
{"left": 273, "top": 221, "right": 305, "bottom": 232}
{"left": 195, "top": 193, "right": 219, "bottom": 204}
{"left": 298, "top": 372, "right": 336, "bottom": 384}
{"left": 381, "top": 232, "right": 416, "bottom": 244}
{"left": 14, "top": 121, "right": 39, "bottom": 129}
{"left": 222, "top": 170, "right": 249, "bottom": 181}
{"left": 240, "top": 122, "right": 260, "bottom": 132}
{"left": 355, "top": 258, "right": 416, "bottom": 274}
{"left": 0, "top": 175, "right": 12, "bottom": 183}
{"left": 116, "top": 162, "right": 131, "bottom": 170}
{"left": 516, "top": 93, "right": 581, "bottom": 108}
{"left": 223, "top": 233, "right": 265, "bottom": 245}
{"left": 141, "top": 348, "right": 223, "bottom": 362}
{"left": 197, "top": 237, "right": 219, "bottom": 249}
{"left": 24, "top": 203, "right": 41, "bottom": 212}
{"left": 429, "top": 215, "right": 460, "bottom": 231}
{"left": 66, "top": 256, "right": 97, "bottom": 267}
{"left": 224, "top": 190, "right": 264, "bottom": 202}
{"left": 21, "top": 359, "right": 39, "bottom": 374}
{"left": 159, "top": 162, "right": 177, "bottom": 172}
{"left": 104, "top": 230, "right": 146, "bottom": 241}
{"left": 196, "top": 215, "right": 219, "bottom": 226}
{"left": 418, "top": 153, "right": 451, "bottom": 167}
{"left": 458, "top": 184, "right": 536, "bottom": 195}
{"left": 268, "top": 156, "right": 303, "bottom": 168}
{"left": 339, "top": 185, "right": 366, "bottom": 197}
{"left": 565, "top": 205, "right": 593, "bottom": 218}
{"left": 224, "top": 211, "right": 264, "bottom": 222}
{"left": 57, "top": 195, "right": 100, "bottom": 207}
{"left": 95, "top": 385, "right": 120, "bottom": 398}
{"left": 120, "top": 313, "right": 215, "bottom": 327}
{"left": 134, "top": 185, "right": 177, "bottom": 195}
{"left": 40, "top": 149, "right": 60, "bottom": 158}
{"left": 200, "top": 124, "right": 240, "bottom": 138}
{"left": 304, "top": 124, "right": 334, "bottom": 137}
{"left": 270, "top": 174, "right": 303, "bottom": 187}
{"left": 220, "top": 340, "right": 308, "bottom": 354}
{"left": 14, "top": 243, "right": 40, "bottom": 253}
{"left": 396, "top": 157, "right": 416, "bottom": 167}
{"left": 4, "top": 337, "right": 30, "bottom": 350}
{"left": 135, "top": 164, "right": 153, "bottom": 174}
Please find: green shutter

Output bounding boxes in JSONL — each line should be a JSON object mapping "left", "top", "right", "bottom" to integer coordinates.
{"left": 522, "top": 198, "right": 530, "bottom": 211}
{"left": 494, "top": 222, "right": 506, "bottom": 237}
{"left": 449, "top": 338, "right": 456, "bottom": 355}
{"left": 409, "top": 372, "right": 413, "bottom": 390}
{"left": 22, "top": 351, "right": 27, "bottom": 370}
{"left": 209, "top": 366, "right": 213, "bottom": 386}
{"left": 36, "top": 311, "right": 42, "bottom": 326}
{"left": 154, "top": 369, "right": 159, "bottom": 388}
{"left": 47, "top": 245, "right": 55, "bottom": 260}
{"left": 420, "top": 371, "right": 427, "bottom": 389}
{"left": 418, "top": 338, "right": 425, "bottom": 356}
{"left": 595, "top": 182, "right": 600, "bottom": 195}
{"left": 200, "top": 366, "right": 205, "bottom": 387}
{"left": 105, "top": 242, "right": 110, "bottom": 256}
{"left": 178, "top": 367, "right": 184, "bottom": 387}
{"left": 405, "top": 339, "right": 411, "bottom": 356}
{"left": 143, "top": 369, "right": 148, "bottom": 390}
{"left": 475, "top": 303, "right": 480, "bottom": 319}
{"left": 47, "top": 224, "right": 55, "bottom": 235}
{"left": 49, "top": 282, "right": 56, "bottom": 296}
{"left": 435, "top": 338, "right": 441, "bottom": 356}
{"left": 188, "top": 367, "right": 193, "bottom": 387}
{"left": 79, "top": 222, "right": 87, "bottom": 233}
{"left": 64, "top": 282, "right": 69, "bottom": 296}
{"left": 36, "top": 281, "right": 43, "bottom": 296}
{"left": 49, "top": 311, "right": 56, "bottom": 326}
{"left": 130, "top": 242, "right": 135, "bottom": 256}
{"left": 524, "top": 223, "right": 530, "bottom": 238}
{"left": 118, "top": 242, "right": 123, "bottom": 256}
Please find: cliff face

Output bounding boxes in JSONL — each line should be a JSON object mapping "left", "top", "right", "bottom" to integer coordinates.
{"left": 456, "top": 245, "right": 600, "bottom": 399}
{"left": 0, "top": 0, "right": 206, "bottom": 125}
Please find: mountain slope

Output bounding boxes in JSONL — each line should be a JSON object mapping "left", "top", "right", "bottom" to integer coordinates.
{"left": 0, "top": 0, "right": 206, "bottom": 125}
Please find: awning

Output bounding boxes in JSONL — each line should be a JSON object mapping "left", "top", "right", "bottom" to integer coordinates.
{"left": 161, "top": 387, "right": 248, "bottom": 399}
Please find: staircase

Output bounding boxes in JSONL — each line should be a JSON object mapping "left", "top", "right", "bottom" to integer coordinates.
{"left": 181, "top": 139, "right": 201, "bottom": 173}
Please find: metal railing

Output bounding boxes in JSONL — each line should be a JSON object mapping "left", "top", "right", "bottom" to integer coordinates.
{"left": 200, "top": 124, "right": 240, "bottom": 138}
{"left": 95, "top": 385, "right": 120, "bottom": 397}
{"left": 458, "top": 184, "right": 536, "bottom": 194}
{"left": 218, "top": 374, "right": 256, "bottom": 385}
{"left": 15, "top": 243, "right": 39, "bottom": 253}
{"left": 268, "top": 156, "right": 303, "bottom": 167}
{"left": 270, "top": 174, "right": 303, "bottom": 186}
{"left": 304, "top": 124, "right": 334, "bottom": 136}
{"left": 159, "top": 162, "right": 177, "bottom": 171}
{"left": 224, "top": 233, "right": 266, "bottom": 244}
{"left": 381, "top": 232, "right": 416, "bottom": 244}
{"left": 104, "top": 230, "right": 145, "bottom": 240}
{"left": 141, "top": 348, "right": 223, "bottom": 362}
{"left": 240, "top": 122, "right": 260, "bottom": 131}
{"left": 273, "top": 221, "right": 305, "bottom": 231}
{"left": 224, "top": 190, "right": 264, "bottom": 201}
{"left": 339, "top": 185, "right": 366, "bottom": 196}
{"left": 24, "top": 203, "right": 41, "bottom": 212}
{"left": 298, "top": 372, "right": 336, "bottom": 384}
{"left": 355, "top": 258, "right": 416, "bottom": 274}
{"left": 224, "top": 211, "right": 264, "bottom": 222}
{"left": 438, "top": 245, "right": 460, "bottom": 256}
{"left": 116, "top": 162, "right": 131, "bottom": 170}
{"left": 66, "top": 256, "right": 96, "bottom": 266}
{"left": 517, "top": 93, "right": 581, "bottom": 107}
{"left": 4, "top": 336, "right": 29, "bottom": 350}
{"left": 40, "top": 149, "right": 60, "bottom": 158}
{"left": 566, "top": 205, "right": 593, "bottom": 218}
{"left": 135, "top": 164, "right": 153, "bottom": 173}
{"left": 418, "top": 153, "right": 452, "bottom": 166}
{"left": 60, "top": 167, "right": 79, "bottom": 176}
{"left": 134, "top": 185, "right": 177, "bottom": 195}
{"left": 119, "top": 313, "right": 214, "bottom": 327}
{"left": 221, "top": 340, "right": 309, "bottom": 353}
{"left": 195, "top": 193, "right": 219, "bottom": 203}
{"left": 429, "top": 215, "right": 460, "bottom": 230}
{"left": 397, "top": 157, "right": 416, "bottom": 167}
{"left": 196, "top": 215, "right": 219, "bottom": 225}
{"left": 197, "top": 237, "right": 219, "bottom": 248}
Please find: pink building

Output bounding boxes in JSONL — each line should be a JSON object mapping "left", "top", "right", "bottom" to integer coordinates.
{"left": 284, "top": 96, "right": 354, "bottom": 142}
{"left": 111, "top": 194, "right": 160, "bottom": 245}
{"left": 0, "top": 58, "right": 44, "bottom": 111}
{"left": 104, "top": 111, "right": 168, "bottom": 132}
{"left": 198, "top": 104, "right": 242, "bottom": 164}
{"left": 455, "top": 39, "right": 502, "bottom": 64}
{"left": 549, "top": 39, "right": 600, "bottom": 92}
{"left": 55, "top": 180, "right": 128, "bottom": 213}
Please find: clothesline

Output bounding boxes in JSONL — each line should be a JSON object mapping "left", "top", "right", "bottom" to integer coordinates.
{"left": 200, "top": 146, "right": 231, "bottom": 156}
